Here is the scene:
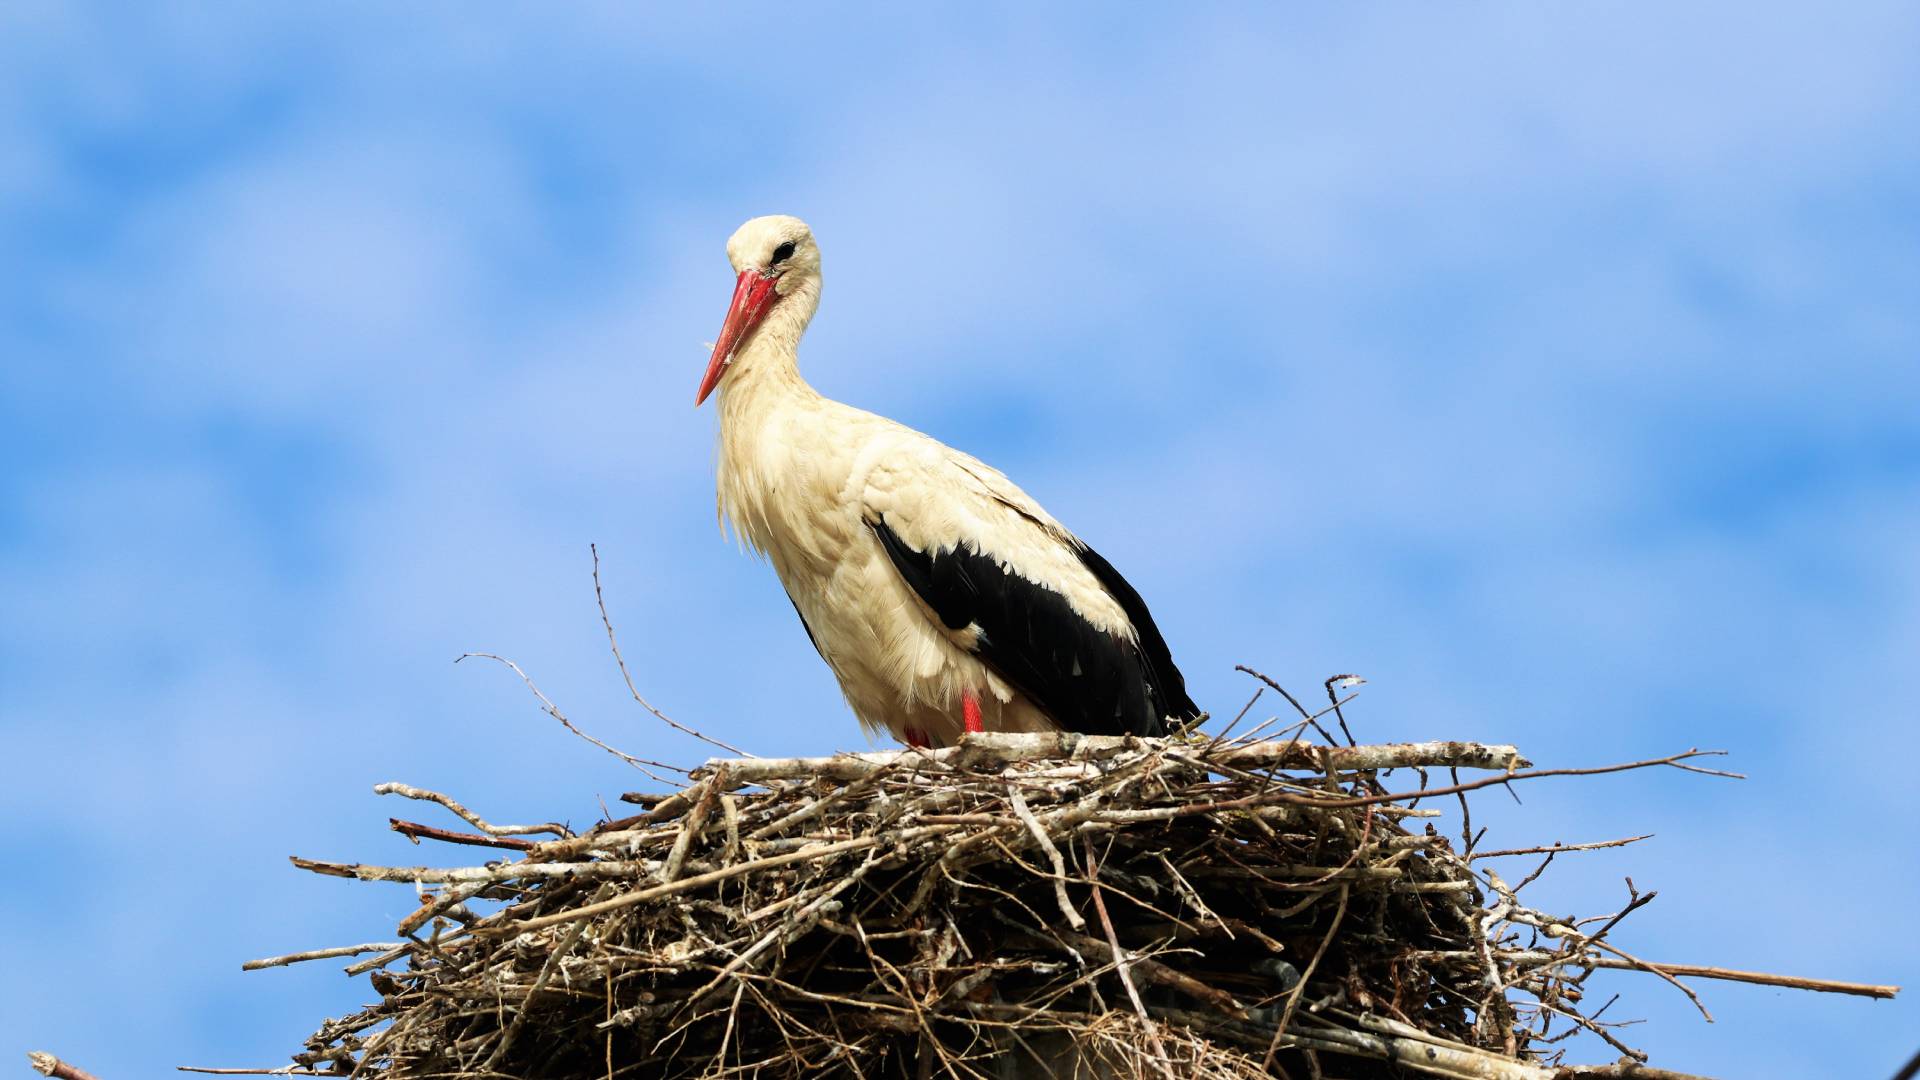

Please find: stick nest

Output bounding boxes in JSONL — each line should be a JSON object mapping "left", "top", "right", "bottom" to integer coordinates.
{"left": 263, "top": 732, "right": 1855, "bottom": 1080}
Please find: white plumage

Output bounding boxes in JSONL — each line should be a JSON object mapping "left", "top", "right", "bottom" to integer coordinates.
{"left": 698, "top": 215, "right": 1195, "bottom": 748}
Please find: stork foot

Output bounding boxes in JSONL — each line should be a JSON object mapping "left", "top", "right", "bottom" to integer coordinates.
{"left": 962, "top": 690, "right": 984, "bottom": 735}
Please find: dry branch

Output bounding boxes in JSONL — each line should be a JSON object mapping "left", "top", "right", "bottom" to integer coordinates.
{"left": 372, "top": 782, "right": 567, "bottom": 838}
{"left": 388, "top": 817, "right": 535, "bottom": 850}
{"left": 26, "top": 1054, "right": 100, "bottom": 1080}
{"left": 241, "top": 942, "right": 408, "bottom": 972}
{"left": 591, "top": 543, "right": 754, "bottom": 759}
{"left": 1419, "top": 950, "right": 1898, "bottom": 999}
{"left": 700, "top": 733, "right": 1530, "bottom": 785}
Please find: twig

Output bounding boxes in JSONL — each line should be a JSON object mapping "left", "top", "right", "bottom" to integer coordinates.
{"left": 1585, "top": 937, "right": 1714, "bottom": 1022}
{"left": 489, "top": 825, "right": 962, "bottom": 934}
{"left": 1550, "top": 1066, "right": 1719, "bottom": 1080}
{"left": 1050, "top": 928, "right": 1246, "bottom": 1019}
{"left": 395, "top": 881, "right": 492, "bottom": 937}
{"left": 1472, "top": 835, "right": 1654, "bottom": 860}
{"left": 484, "top": 884, "right": 612, "bottom": 1068}
{"left": 1084, "top": 837, "right": 1176, "bottom": 1080}
{"left": 1454, "top": 767, "right": 1476, "bottom": 858}
{"left": 1586, "top": 878, "right": 1656, "bottom": 947}
{"left": 662, "top": 773, "right": 721, "bottom": 883}
{"left": 174, "top": 1060, "right": 332, "bottom": 1068}
{"left": 372, "top": 782, "right": 568, "bottom": 838}
{"left": 1008, "top": 786, "right": 1084, "bottom": 930}
{"left": 1262, "top": 884, "right": 1350, "bottom": 1070}
{"left": 1512, "top": 850, "right": 1557, "bottom": 894}
{"left": 389, "top": 818, "right": 536, "bottom": 851}
{"left": 1424, "top": 949, "right": 1901, "bottom": 998}
{"left": 1268, "top": 749, "right": 1740, "bottom": 812}
{"left": 289, "top": 855, "right": 658, "bottom": 885}
{"left": 241, "top": 942, "right": 408, "bottom": 972}
{"left": 1204, "top": 686, "right": 1265, "bottom": 749}
{"left": 27, "top": 1054, "right": 101, "bottom": 1080}
{"left": 1273, "top": 806, "right": 1375, "bottom": 890}
{"left": 680, "top": 854, "right": 878, "bottom": 1010}
{"left": 699, "top": 734, "right": 1529, "bottom": 785}
{"left": 343, "top": 943, "right": 411, "bottom": 976}
{"left": 1046, "top": 757, "right": 1644, "bottom": 828}
{"left": 1323, "top": 673, "right": 1363, "bottom": 746}
{"left": 591, "top": 543, "right": 755, "bottom": 758}
{"left": 1234, "top": 665, "right": 1339, "bottom": 745}
{"left": 455, "top": 652, "right": 690, "bottom": 784}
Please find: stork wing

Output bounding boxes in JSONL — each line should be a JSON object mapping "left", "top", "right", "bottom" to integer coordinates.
{"left": 861, "top": 437, "right": 1197, "bottom": 736}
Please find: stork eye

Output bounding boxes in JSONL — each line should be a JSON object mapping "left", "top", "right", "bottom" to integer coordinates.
{"left": 771, "top": 241, "right": 796, "bottom": 266}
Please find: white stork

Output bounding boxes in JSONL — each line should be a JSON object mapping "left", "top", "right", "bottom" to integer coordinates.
{"left": 695, "top": 214, "right": 1199, "bottom": 748}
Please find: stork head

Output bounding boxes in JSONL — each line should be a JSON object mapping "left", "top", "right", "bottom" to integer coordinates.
{"left": 696, "top": 215, "right": 821, "bottom": 406}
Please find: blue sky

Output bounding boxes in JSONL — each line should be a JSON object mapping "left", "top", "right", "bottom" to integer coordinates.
{"left": 2, "top": 4, "right": 1916, "bottom": 1076}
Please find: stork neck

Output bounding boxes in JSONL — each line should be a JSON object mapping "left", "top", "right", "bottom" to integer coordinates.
{"left": 717, "top": 277, "right": 821, "bottom": 416}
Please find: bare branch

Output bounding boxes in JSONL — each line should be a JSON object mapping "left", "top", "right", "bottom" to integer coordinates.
{"left": 27, "top": 1054, "right": 101, "bottom": 1080}
{"left": 1009, "top": 786, "right": 1083, "bottom": 931}
{"left": 1472, "top": 835, "right": 1655, "bottom": 860}
{"left": 591, "top": 543, "right": 755, "bottom": 758}
{"left": 697, "top": 733, "right": 1530, "bottom": 785}
{"left": 1422, "top": 949, "right": 1900, "bottom": 999}
{"left": 1084, "top": 836, "right": 1177, "bottom": 1080}
{"left": 388, "top": 817, "right": 536, "bottom": 851}
{"left": 456, "top": 652, "right": 692, "bottom": 784}
{"left": 241, "top": 942, "right": 408, "bottom": 972}
{"left": 372, "top": 782, "right": 567, "bottom": 838}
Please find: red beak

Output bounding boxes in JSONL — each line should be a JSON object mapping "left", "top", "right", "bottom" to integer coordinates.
{"left": 696, "top": 269, "right": 780, "bottom": 406}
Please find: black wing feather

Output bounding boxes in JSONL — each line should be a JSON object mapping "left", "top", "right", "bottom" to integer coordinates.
{"left": 785, "top": 591, "right": 828, "bottom": 661}
{"left": 868, "top": 516, "right": 1197, "bottom": 736}
{"left": 1073, "top": 541, "right": 1200, "bottom": 724}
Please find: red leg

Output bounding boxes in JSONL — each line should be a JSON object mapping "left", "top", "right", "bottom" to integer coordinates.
{"left": 904, "top": 726, "right": 931, "bottom": 749}
{"left": 962, "top": 690, "right": 984, "bottom": 735}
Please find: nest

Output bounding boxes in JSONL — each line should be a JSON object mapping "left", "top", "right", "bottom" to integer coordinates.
{"left": 254, "top": 728, "right": 1891, "bottom": 1080}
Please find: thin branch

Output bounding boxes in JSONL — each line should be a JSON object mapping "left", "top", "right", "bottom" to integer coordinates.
{"left": 1263, "top": 884, "right": 1350, "bottom": 1071}
{"left": 699, "top": 733, "right": 1529, "bottom": 785}
{"left": 27, "top": 1054, "right": 101, "bottom": 1080}
{"left": 172, "top": 1060, "right": 330, "bottom": 1068}
{"left": 1269, "top": 749, "right": 1739, "bottom": 811}
{"left": 485, "top": 884, "right": 613, "bottom": 1068}
{"left": 1585, "top": 937, "right": 1714, "bottom": 1022}
{"left": 662, "top": 774, "right": 720, "bottom": 883}
{"left": 456, "top": 652, "right": 691, "bottom": 784}
{"left": 373, "top": 782, "right": 569, "bottom": 838}
{"left": 1234, "top": 665, "right": 1339, "bottom": 745}
{"left": 487, "top": 825, "right": 962, "bottom": 935}
{"left": 1009, "top": 786, "right": 1083, "bottom": 930}
{"left": 1551, "top": 1060, "right": 1720, "bottom": 1068}
{"left": 1084, "top": 836, "right": 1176, "bottom": 1080}
{"left": 1204, "top": 686, "right": 1264, "bottom": 749}
{"left": 241, "top": 942, "right": 408, "bottom": 972}
{"left": 1454, "top": 767, "right": 1476, "bottom": 858}
{"left": 389, "top": 817, "right": 535, "bottom": 851}
{"left": 1472, "top": 835, "right": 1654, "bottom": 860}
{"left": 1586, "top": 878, "right": 1657, "bottom": 947}
{"left": 591, "top": 543, "right": 754, "bottom": 758}
{"left": 1425, "top": 949, "right": 1900, "bottom": 998}
{"left": 1322, "top": 673, "right": 1363, "bottom": 746}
